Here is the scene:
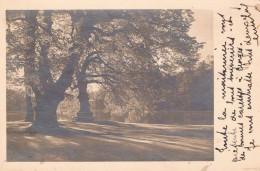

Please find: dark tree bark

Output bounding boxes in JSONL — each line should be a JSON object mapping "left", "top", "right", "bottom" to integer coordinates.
{"left": 33, "top": 91, "right": 62, "bottom": 127}
{"left": 32, "top": 49, "right": 80, "bottom": 127}
{"left": 23, "top": 11, "right": 38, "bottom": 123}
{"left": 25, "top": 11, "right": 82, "bottom": 129}
{"left": 25, "top": 86, "right": 34, "bottom": 122}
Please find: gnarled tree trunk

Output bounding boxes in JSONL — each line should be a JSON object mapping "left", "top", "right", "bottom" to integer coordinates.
{"left": 33, "top": 95, "right": 60, "bottom": 127}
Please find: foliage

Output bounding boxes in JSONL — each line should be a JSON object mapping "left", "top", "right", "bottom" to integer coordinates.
{"left": 103, "top": 57, "right": 213, "bottom": 122}
{"left": 6, "top": 89, "right": 26, "bottom": 112}
{"left": 6, "top": 10, "right": 207, "bottom": 125}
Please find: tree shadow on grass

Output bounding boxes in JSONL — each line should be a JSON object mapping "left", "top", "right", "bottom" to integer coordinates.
{"left": 7, "top": 121, "right": 213, "bottom": 139}
{"left": 7, "top": 121, "right": 214, "bottom": 161}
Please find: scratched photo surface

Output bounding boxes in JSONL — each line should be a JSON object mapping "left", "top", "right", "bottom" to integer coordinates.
{"left": 6, "top": 10, "right": 214, "bottom": 161}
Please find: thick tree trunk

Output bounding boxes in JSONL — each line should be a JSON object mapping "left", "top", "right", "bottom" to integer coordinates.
{"left": 25, "top": 11, "right": 83, "bottom": 132}
{"left": 25, "top": 86, "right": 34, "bottom": 122}
{"left": 32, "top": 91, "right": 63, "bottom": 128}
{"left": 75, "top": 84, "right": 94, "bottom": 122}
{"left": 24, "top": 11, "right": 37, "bottom": 123}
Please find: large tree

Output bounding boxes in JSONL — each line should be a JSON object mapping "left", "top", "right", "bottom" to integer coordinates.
{"left": 71, "top": 10, "right": 203, "bottom": 121}
{"left": 6, "top": 10, "right": 203, "bottom": 129}
{"left": 7, "top": 11, "right": 85, "bottom": 128}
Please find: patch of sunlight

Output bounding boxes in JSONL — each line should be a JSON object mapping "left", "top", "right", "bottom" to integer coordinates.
{"left": 28, "top": 142, "right": 40, "bottom": 148}
{"left": 87, "top": 136, "right": 121, "bottom": 143}
{"left": 69, "top": 126, "right": 104, "bottom": 134}
{"left": 128, "top": 123, "right": 213, "bottom": 131}
{"left": 144, "top": 134, "right": 212, "bottom": 150}
{"left": 106, "top": 135, "right": 154, "bottom": 144}
{"left": 58, "top": 119, "right": 68, "bottom": 121}
{"left": 24, "top": 136, "right": 35, "bottom": 140}
{"left": 69, "top": 141, "right": 80, "bottom": 146}
{"left": 163, "top": 140, "right": 211, "bottom": 151}
{"left": 159, "top": 136, "right": 213, "bottom": 150}
{"left": 7, "top": 120, "right": 28, "bottom": 124}
{"left": 155, "top": 142, "right": 205, "bottom": 153}
{"left": 44, "top": 135, "right": 66, "bottom": 146}
{"left": 7, "top": 121, "right": 32, "bottom": 129}
{"left": 108, "top": 134, "right": 211, "bottom": 154}
{"left": 78, "top": 122, "right": 115, "bottom": 129}
{"left": 174, "top": 136, "right": 213, "bottom": 145}
{"left": 153, "top": 139, "right": 211, "bottom": 154}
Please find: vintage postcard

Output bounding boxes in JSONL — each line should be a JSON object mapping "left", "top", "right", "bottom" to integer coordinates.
{"left": 0, "top": 0, "right": 259, "bottom": 170}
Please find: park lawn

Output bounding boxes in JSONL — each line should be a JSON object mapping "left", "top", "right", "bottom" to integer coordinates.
{"left": 7, "top": 121, "right": 213, "bottom": 161}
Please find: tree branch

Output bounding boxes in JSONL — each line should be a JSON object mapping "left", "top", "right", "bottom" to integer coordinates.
{"left": 86, "top": 55, "right": 119, "bottom": 74}
{"left": 92, "top": 26, "right": 124, "bottom": 37}
{"left": 38, "top": 41, "right": 54, "bottom": 92}
{"left": 81, "top": 51, "right": 100, "bottom": 72}
{"left": 86, "top": 80, "right": 103, "bottom": 84}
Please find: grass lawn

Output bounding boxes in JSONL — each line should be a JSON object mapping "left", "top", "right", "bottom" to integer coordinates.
{"left": 7, "top": 121, "right": 213, "bottom": 161}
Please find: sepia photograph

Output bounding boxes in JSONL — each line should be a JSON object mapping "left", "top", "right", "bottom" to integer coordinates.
{"left": 6, "top": 9, "right": 214, "bottom": 161}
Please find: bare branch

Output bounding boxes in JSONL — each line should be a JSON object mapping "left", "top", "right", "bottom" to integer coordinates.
{"left": 81, "top": 51, "right": 101, "bottom": 72}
